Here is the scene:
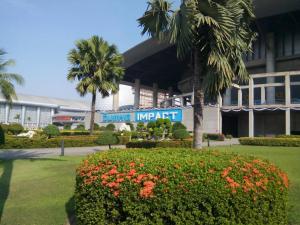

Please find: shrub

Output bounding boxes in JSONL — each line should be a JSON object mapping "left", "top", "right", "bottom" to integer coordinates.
{"left": 203, "top": 133, "right": 225, "bottom": 141}
{"left": 43, "top": 125, "right": 60, "bottom": 138}
{"left": 75, "top": 149, "right": 289, "bottom": 225}
{"left": 60, "top": 130, "right": 91, "bottom": 136}
{"left": 136, "top": 122, "right": 145, "bottom": 132}
{"left": 63, "top": 124, "right": 71, "bottom": 130}
{"left": 172, "top": 122, "right": 186, "bottom": 132}
{"left": 7, "top": 123, "right": 24, "bottom": 135}
{"left": 76, "top": 124, "right": 85, "bottom": 130}
{"left": 94, "top": 123, "right": 100, "bottom": 131}
{"left": 276, "top": 135, "right": 300, "bottom": 139}
{"left": 0, "top": 124, "right": 9, "bottom": 133}
{"left": 96, "top": 131, "right": 118, "bottom": 149}
{"left": 106, "top": 123, "right": 116, "bottom": 131}
{"left": 118, "top": 135, "right": 131, "bottom": 145}
{"left": 173, "top": 129, "right": 190, "bottom": 140}
{"left": 239, "top": 137, "right": 300, "bottom": 147}
{"left": 225, "top": 134, "right": 233, "bottom": 139}
{"left": 126, "top": 140, "right": 192, "bottom": 148}
{"left": 0, "top": 136, "right": 99, "bottom": 149}
{"left": 0, "top": 126, "right": 5, "bottom": 145}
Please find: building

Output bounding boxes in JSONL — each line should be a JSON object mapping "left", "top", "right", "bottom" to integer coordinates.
{"left": 0, "top": 93, "right": 90, "bottom": 129}
{"left": 98, "top": 0, "right": 300, "bottom": 137}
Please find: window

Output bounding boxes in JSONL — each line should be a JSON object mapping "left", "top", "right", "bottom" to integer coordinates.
{"left": 231, "top": 88, "right": 238, "bottom": 106}
{"left": 291, "top": 75, "right": 300, "bottom": 82}
{"left": 254, "top": 88, "right": 261, "bottom": 105}
{"left": 275, "top": 86, "right": 285, "bottom": 104}
{"left": 291, "top": 85, "right": 300, "bottom": 104}
{"left": 295, "top": 31, "right": 300, "bottom": 54}
{"left": 276, "top": 31, "right": 300, "bottom": 57}
{"left": 242, "top": 89, "right": 249, "bottom": 106}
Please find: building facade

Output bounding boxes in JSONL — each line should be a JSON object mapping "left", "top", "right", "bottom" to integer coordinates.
{"left": 0, "top": 94, "right": 90, "bottom": 129}
{"left": 99, "top": 1, "right": 300, "bottom": 137}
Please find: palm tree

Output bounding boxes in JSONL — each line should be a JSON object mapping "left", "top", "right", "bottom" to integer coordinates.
{"left": 67, "top": 36, "right": 124, "bottom": 134}
{"left": 138, "top": 0, "right": 256, "bottom": 149}
{"left": 0, "top": 49, "right": 24, "bottom": 102}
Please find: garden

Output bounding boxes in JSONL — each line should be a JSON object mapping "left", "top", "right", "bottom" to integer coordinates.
{"left": 0, "top": 146, "right": 299, "bottom": 225}
{"left": 0, "top": 119, "right": 228, "bottom": 150}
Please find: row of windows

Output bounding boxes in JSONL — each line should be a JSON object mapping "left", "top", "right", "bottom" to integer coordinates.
{"left": 244, "top": 31, "right": 300, "bottom": 62}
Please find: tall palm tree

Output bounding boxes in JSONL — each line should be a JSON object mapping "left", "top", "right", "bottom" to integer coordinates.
{"left": 0, "top": 49, "right": 24, "bottom": 102}
{"left": 139, "top": 0, "right": 256, "bottom": 149}
{"left": 67, "top": 36, "right": 124, "bottom": 134}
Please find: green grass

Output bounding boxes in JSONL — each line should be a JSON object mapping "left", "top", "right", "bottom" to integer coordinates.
{"left": 0, "top": 146, "right": 299, "bottom": 225}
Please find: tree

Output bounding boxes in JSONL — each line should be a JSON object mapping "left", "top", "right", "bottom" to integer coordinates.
{"left": 138, "top": 0, "right": 256, "bottom": 149}
{"left": 67, "top": 36, "right": 124, "bottom": 135}
{"left": 96, "top": 131, "right": 118, "bottom": 149}
{"left": 43, "top": 125, "right": 60, "bottom": 138}
{"left": 0, "top": 49, "right": 24, "bottom": 102}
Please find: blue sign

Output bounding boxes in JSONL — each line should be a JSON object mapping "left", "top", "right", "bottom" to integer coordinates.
{"left": 102, "top": 113, "right": 131, "bottom": 123}
{"left": 135, "top": 109, "right": 182, "bottom": 122}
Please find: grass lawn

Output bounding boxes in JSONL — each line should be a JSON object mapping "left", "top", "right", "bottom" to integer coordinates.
{"left": 0, "top": 146, "right": 299, "bottom": 225}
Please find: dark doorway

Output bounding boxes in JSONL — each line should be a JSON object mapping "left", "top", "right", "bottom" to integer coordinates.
{"left": 222, "top": 113, "right": 238, "bottom": 137}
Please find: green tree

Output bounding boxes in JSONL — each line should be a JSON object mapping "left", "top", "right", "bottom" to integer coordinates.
{"left": 0, "top": 49, "right": 24, "bottom": 102}
{"left": 67, "top": 36, "right": 124, "bottom": 135}
{"left": 139, "top": 0, "right": 255, "bottom": 149}
{"left": 96, "top": 131, "right": 118, "bottom": 149}
{"left": 43, "top": 125, "right": 60, "bottom": 138}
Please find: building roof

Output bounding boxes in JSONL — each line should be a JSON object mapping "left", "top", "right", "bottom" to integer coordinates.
{"left": 0, "top": 93, "right": 90, "bottom": 111}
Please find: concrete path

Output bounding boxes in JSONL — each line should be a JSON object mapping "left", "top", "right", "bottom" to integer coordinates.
{"left": 0, "top": 139, "right": 240, "bottom": 160}
{"left": 0, "top": 145, "right": 126, "bottom": 160}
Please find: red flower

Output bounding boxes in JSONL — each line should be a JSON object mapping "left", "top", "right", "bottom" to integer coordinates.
{"left": 116, "top": 178, "right": 124, "bottom": 183}
{"left": 101, "top": 174, "right": 109, "bottom": 180}
{"left": 107, "top": 182, "right": 119, "bottom": 189}
{"left": 108, "top": 167, "right": 118, "bottom": 175}
{"left": 128, "top": 169, "right": 136, "bottom": 176}
{"left": 129, "top": 162, "right": 135, "bottom": 167}
{"left": 113, "top": 190, "right": 120, "bottom": 197}
{"left": 222, "top": 167, "right": 232, "bottom": 178}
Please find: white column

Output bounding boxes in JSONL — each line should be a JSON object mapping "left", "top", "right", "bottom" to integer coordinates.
{"left": 249, "top": 77, "right": 254, "bottom": 108}
{"left": 21, "top": 105, "right": 26, "bottom": 126}
{"left": 5, "top": 104, "right": 9, "bottom": 124}
{"left": 266, "top": 32, "right": 275, "bottom": 104}
{"left": 37, "top": 107, "right": 41, "bottom": 128}
{"left": 112, "top": 90, "right": 120, "bottom": 111}
{"left": 249, "top": 109, "right": 254, "bottom": 137}
{"left": 285, "top": 108, "right": 291, "bottom": 135}
{"left": 285, "top": 74, "right": 291, "bottom": 106}
{"left": 152, "top": 83, "right": 158, "bottom": 108}
{"left": 134, "top": 79, "right": 141, "bottom": 109}
{"left": 238, "top": 89, "right": 242, "bottom": 107}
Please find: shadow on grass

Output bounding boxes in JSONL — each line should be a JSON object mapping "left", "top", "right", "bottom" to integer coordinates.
{"left": 0, "top": 160, "right": 13, "bottom": 221}
{"left": 65, "top": 196, "right": 76, "bottom": 225}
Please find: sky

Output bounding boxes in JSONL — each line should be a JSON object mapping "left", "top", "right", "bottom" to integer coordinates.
{"left": 0, "top": 0, "right": 179, "bottom": 107}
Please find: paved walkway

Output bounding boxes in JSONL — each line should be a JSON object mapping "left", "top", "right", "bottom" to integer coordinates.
{"left": 0, "top": 145, "right": 126, "bottom": 160}
{"left": 0, "top": 139, "right": 240, "bottom": 160}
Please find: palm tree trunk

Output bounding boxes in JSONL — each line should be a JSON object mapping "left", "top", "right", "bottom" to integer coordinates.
{"left": 193, "top": 50, "right": 205, "bottom": 149}
{"left": 89, "top": 92, "right": 96, "bottom": 135}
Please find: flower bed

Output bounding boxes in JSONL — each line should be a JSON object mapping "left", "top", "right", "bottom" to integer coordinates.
{"left": 75, "top": 149, "right": 289, "bottom": 224}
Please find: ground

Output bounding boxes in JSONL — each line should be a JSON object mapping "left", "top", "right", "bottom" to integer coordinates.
{"left": 0, "top": 146, "right": 299, "bottom": 225}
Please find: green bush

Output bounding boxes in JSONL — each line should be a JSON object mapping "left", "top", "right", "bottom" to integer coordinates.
{"left": 172, "top": 122, "right": 187, "bottom": 132}
{"left": 60, "top": 130, "right": 91, "bottom": 136}
{"left": 7, "top": 123, "right": 24, "bottom": 135}
{"left": 126, "top": 123, "right": 135, "bottom": 131}
{"left": 276, "top": 135, "right": 300, "bottom": 139}
{"left": 94, "top": 123, "right": 100, "bottom": 131}
{"left": 126, "top": 140, "right": 192, "bottom": 148}
{"left": 63, "top": 124, "right": 71, "bottom": 130}
{"left": 0, "top": 124, "right": 9, "bottom": 133}
{"left": 0, "top": 126, "right": 5, "bottom": 145}
{"left": 118, "top": 135, "right": 131, "bottom": 145}
{"left": 239, "top": 137, "right": 300, "bottom": 147}
{"left": 225, "top": 134, "right": 233, "bottom": 139}
{"left": 136, "top": 122, "right": 145, "bottom": 132}
{"left": 43, "top": 125, "right": 60, "bottom": 138}
{"left": 203, "top": 133, "right": 225, "bottom": 141}
{"left": 96, "top": 131, "right": 118, "bottom": 149}
{"left": 0, "top": 136, "right": 98, "bottom": 149}
{"left": 75, "top": 124, "right": 85, "bottom": 130}
{"left": 173, "top": 129, "right": 190, "bottom": 140}
{"left": 75, "top": 149, "right": 289, "bottom": 225}
{"left": 106, "top": 123, "right": 116, "bottom": 131}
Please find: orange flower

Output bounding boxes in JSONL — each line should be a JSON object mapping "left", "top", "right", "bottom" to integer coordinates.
{"left": 113, "top": 190, "right": 120, "bottom": 197}
{"left": 108, "top": 167, "right": 118, "bottom": 175}
{"left": 107, "top": 182, "right": 119, "bottom": 189}
{"left": 279, "top": 172, "right": 289, "bottom": 188}
{"left": 116, "top": 178, "right": 124, "bottom": 183}
{"left": 129, "top": 162, "right": 135, "bottom": 167}
{"left": 128, "top": 169, "right": 136, "bottom": 176}
{"left": 222, "top": 167, "right": 232, "bottom": 178}
{"left": 101, "top": 174, "right": 109, "bottom": 180}
{"left": 140, "top": 163, "right": 144, "bottom": 167}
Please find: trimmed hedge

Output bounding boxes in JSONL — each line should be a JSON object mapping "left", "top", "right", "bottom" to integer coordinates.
{"left": 126, "top": 140, "right": 192, "bottom": 148}
{"left": 75, "top": 149, "right": 289, "bottom": 225}
{"left": 0, "top": 126, "right": 5, "bottom": 145}
{"left": 0, "top": 136, "right": 99, "bottom": 149}
{"left": 204, "top": 133, "right": 225, "bottom": 141}
{"left": 60, "top": 130, "right": 91, "bottom": 136}
{"left": 239, "top": 137, "right": 300, "bottom": 147}
{"left": 276, "top": 135, "right": 300, "bottom": 139}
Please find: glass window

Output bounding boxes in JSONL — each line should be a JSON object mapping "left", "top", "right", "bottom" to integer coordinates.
{"left": 275, "top": 86, "right": 285, "bottom": 105}
{"left": 291, "top": 75, "right": 300, "bottom": 82}
{"left": 231, "top": 88, "right": 238, "bottom": 106}
{"left": 291, "top": 85, "right": 300, "bottom": 104}
{"left": 254, "top": 88, "right": 261, "bottom": 105}
{"left": 275, "top": 76, "right": 285, "bottom": 83}
{"left": 295, "top": 31, "right": 300, "bottom": 55}
{"left": 276, "top": 34, "right": 284, "bottom": 57}
{"left": 284, "top": 33, "right": 293, "bottom": 56}
{"left": 242, "top": 89, "right": 249, "bottom": 106}
{"left": 254, "top": 77, "right": 266, "bottom": 85}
